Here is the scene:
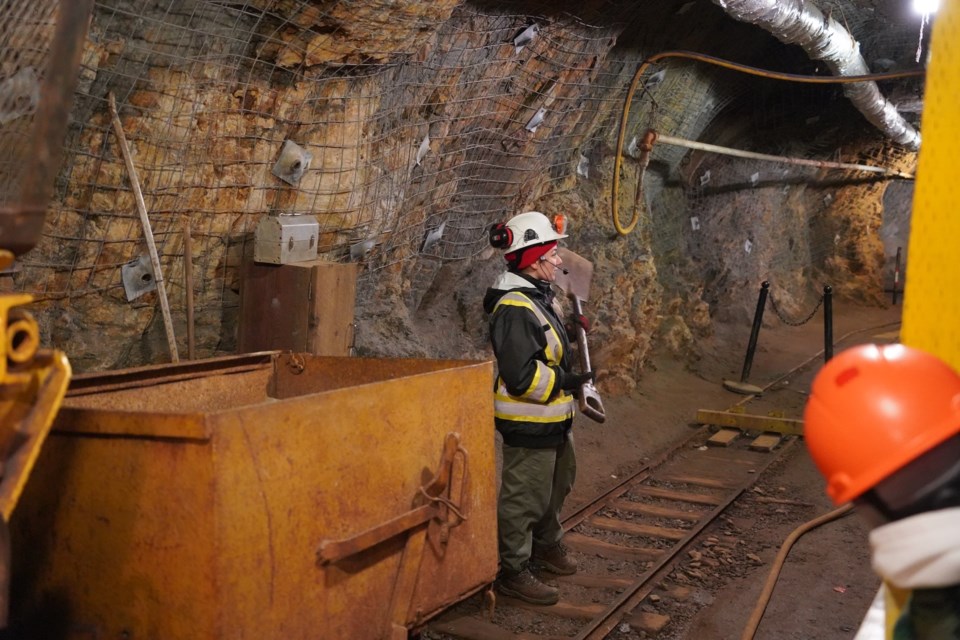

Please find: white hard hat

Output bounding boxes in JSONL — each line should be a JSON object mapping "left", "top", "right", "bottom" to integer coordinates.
{"left": 502, "top": 211, "right": 568, "bottom": 252}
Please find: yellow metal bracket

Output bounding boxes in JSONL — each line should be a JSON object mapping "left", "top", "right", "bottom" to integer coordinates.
{"left": 696, "top": 408, "right": 804, "bottom": 436}
{"left": 0, "top": 290, "right": 71, "bottom": 521}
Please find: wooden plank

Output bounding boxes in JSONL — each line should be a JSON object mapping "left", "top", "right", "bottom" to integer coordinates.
{"left": 631, "top": 485, "right": 724, "bottom": 506}
{"left": 608, "top": 499, "right": 702, "bottom": 522}
{"left": 307, "top": 261, "right": 359, "bottom": 356}
{"left": 749, "top": 433, "right": 782, "bottom": 452}
{"left": 752, "top": 496, "right": 814, "bottom": 507}
{"left": 696, "top": 409, "right": 803, "bottom": 436}
{"left": 624, "top": 611, "right": 671, "bottom": 634}
{"left": 657, "top": 583, "right": 692, "bottom": 601}
{"left": 238, "top": 257, "right": 312, "bottom": 353}
{"left": 556, "top": 572, "right": 636, "bottom": 589}
{"left": 428, "top": 614, "right": 558, "bottom": 640}
{"left": 589, "top": 515, "right": 688, "bottom": 541}
{"left": 563, "top": 532, "right": 662, "bottom": 561}
{"left": 694, "top": 452, "right": 762, "bottom": 467}
{"left": 706, "top": 427, "right": 741, "bottom": 447}
{"left": 238, "top": 257, "right": 358, "bottom": 356}
{"left": 502, "top": 597, "right": 605, "bottom": 619}
{"left": 655, "top": 473, "right": 741, "bottom": 489}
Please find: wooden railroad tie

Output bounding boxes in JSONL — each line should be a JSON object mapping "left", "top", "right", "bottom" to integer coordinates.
{"left": 698, "top": 408, "right": 800, "bottom": 451}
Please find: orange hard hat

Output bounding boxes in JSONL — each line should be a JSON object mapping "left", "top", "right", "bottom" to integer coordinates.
{"left": 804, "top": 344, "right": 960, "bottom": 505}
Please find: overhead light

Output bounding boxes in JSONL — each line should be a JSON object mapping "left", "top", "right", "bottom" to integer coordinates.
{"left": 913, "top": 0, "right": 937, "bottom": 62}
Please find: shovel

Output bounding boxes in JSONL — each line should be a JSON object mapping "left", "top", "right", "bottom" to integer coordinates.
{"left": 554, "top": 247, "right": 606, "bottom": 424}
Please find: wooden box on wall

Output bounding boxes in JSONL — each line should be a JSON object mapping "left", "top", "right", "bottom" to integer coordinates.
{"left": 238, "top": 258, "right": 359, "bottom": 356}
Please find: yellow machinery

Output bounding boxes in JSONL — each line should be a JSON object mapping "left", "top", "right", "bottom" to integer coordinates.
{"left": 0, "top": 0, "right": 93, "bottom": 631}
{"left": 875, "top": 0, "right": 960, "bottom": 635}
{"left": 901, "top": 0, "right": 960, "bottom": 370}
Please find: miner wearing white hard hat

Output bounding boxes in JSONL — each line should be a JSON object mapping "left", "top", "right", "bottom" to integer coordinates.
{"left": 482, "top": 210, "right": 594, "bottom": 605}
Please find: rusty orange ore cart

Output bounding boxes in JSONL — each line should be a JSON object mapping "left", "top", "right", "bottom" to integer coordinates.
{"left": 11, "top": 352, "right": 497, "bottom": 639}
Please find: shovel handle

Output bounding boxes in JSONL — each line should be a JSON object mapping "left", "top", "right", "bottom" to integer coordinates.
{"left": 568, "top": 294, "right": 592, "bottom": 371}
{"left": 567, "top": 293, "right": 605, "bottom": 423}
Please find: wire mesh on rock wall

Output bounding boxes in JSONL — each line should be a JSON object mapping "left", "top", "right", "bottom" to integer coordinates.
{"left": 0, "top": 1, "right": 58, "bottom": 208}
{"left": 2, "top": 0, "right": 925, "bottom": 368}
{"left": 11, "top": 1, "right": 633, "bottom": 346}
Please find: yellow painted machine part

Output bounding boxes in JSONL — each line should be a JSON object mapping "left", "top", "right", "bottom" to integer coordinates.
{"left": 873, "top": 4, "right": 960, "bottom": 638}
{"left": 901, "top": 0, "right": 960, "bottom": 369}
{"left": 0, "top": 293, "right": 71, "bottom": 522}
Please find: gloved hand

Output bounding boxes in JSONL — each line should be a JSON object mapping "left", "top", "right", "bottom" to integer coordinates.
{"left": 565, "top": 314, "right": 590, "bottom": 335}
{"left": 560, "top": 370, "right": 595, "bottom": 391}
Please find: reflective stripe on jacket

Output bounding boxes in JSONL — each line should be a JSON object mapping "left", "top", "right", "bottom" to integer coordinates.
{"left": 493, "top": 291, "right": 575, "bottom": 424}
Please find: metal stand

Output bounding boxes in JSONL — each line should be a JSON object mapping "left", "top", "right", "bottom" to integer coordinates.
{"left": 723, "top": 281, "right": 768, "bottom": 395}
{"left": 823, "top": 285, "right": 833, "bottom": 362}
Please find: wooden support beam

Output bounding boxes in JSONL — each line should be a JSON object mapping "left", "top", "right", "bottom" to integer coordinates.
{"left": 108, "top": 92, "right": 179, "bottom": 363}
{"left": 696, "top": 409, "right": 803, "bottom": 436}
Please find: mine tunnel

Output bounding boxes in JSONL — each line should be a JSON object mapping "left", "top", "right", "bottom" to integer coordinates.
{"left": 1, "top": 0, "right": 958, "bottom": 638}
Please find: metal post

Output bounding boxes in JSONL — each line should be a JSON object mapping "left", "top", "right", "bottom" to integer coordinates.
{"left": 740, "top": 281, "right": 769, "bottom": 383}
{"left": 892, "top": 246, "right": 901, "bottom": 305}
{"left": 823, "top": 285, "right": 833, "bottom": 362}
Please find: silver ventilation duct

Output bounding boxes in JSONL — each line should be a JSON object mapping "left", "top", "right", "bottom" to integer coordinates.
{"left": 713, "top": 0, "right": 921, "bottom": 149}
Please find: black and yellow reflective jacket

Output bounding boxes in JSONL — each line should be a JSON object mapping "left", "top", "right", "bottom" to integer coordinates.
{"left": 483, "top": 271, "right": 575, "bottom": 448}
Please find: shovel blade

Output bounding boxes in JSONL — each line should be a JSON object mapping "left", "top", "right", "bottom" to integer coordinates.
{"left": 555, "top": 247, "right": 593, "bottom": 302}
{"left": 578, "top": 382, "right": 606, "bottom": 424}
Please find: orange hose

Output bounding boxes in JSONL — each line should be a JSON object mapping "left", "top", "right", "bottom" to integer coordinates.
{"left": 740, "top": 503, "right": 855, "bottom": 640}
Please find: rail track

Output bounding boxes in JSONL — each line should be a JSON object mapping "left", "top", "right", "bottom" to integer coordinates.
{"left": 422, "top": 322, "right": 900, "bottom": 640}
{"left": 424, "top": 424, "right": 796, "bottom": 640}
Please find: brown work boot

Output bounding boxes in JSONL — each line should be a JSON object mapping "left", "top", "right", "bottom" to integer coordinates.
{"left": 532, "top": 542, "right": 578, "bottom": 575}
{"left": 496, "top": 567, "right": 559, "bottom": 605}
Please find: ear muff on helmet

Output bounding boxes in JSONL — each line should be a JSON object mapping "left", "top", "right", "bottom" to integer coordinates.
{"left": 489, "top": 222, "right": 513, "bottom": 249}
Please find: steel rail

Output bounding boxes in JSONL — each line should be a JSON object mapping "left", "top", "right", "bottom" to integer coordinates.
{"left": 574, "top": 438, "right": 799, "bottom": 640}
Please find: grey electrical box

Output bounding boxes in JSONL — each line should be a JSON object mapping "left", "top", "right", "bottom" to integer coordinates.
{"left": 254, "top": 215, "right": 319, "bottom": 265}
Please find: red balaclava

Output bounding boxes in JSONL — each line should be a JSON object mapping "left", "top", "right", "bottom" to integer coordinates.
{"left": 505, "top": 241, "right": 557, "bottom": 271}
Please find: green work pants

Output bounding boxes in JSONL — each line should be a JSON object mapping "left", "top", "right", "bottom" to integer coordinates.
{"left": 497, "top": 434, "right": 577, "bottom": 573}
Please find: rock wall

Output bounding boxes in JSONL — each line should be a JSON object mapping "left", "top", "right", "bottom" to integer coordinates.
{"left": 6, "top": 0, "right": 919, "bottom": 392}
